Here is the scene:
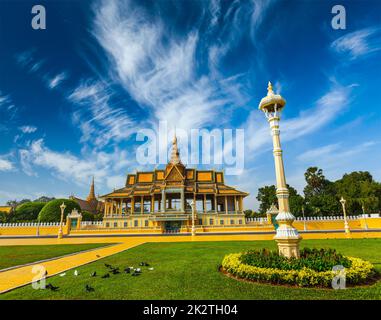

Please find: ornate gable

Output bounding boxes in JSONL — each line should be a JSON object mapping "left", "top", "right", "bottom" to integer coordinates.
{"left": 165, "top": 165, "right": 184, "bottom": 182}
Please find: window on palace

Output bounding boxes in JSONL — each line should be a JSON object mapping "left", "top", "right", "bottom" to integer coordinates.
{"left": 198, "top": 219, "right": 202, "bottom": 225}
{"left": 239, "top": 220, "right": 243, "bottom": 225}
{"left": 145, "top": 220, "right": 148, "bottom": 227}
{"left": 106, "top": 222, "right": 110, "bottom": 227}
{"left": 134, "top": 220, "right": 138, "bottom": 227}
{"left": 205, "top": 196, "right": 213, "bottom": 211}
{"left": 220, "top": 220, "right": 224, "bottom": 225}
{"left": 134, "top": 201, "right": 141, "bottom": 213}
{"left": 209, "top": 219, "right": 214, "bottom": 225}
{"left": 185, "top": 199, "right": 192, "bottom": 211}
{"left": 227, "top": 197, "right": 235, "bottom": 212}
{"left": 217, "top": 198, "right": 225, "bottom": 212}
{"left": 230, "top": 219, "right": 235, "bottom": 225}
{"left": 143, "top": 199, "right": 151, "bottom": 213}
{"left": 171, "top": 198, "right": 181, "bottom": 210}
{"left": 113, "top": 222, "right": 117, "bottom": 228}
{"left": 196, "top": 197, "right": 204, "bottom": 212}
{"left": 154, "top": 199, "right": 160, "bottom": 212}
{"left": 124, "top": 222, "right": 128, "bottom": 227}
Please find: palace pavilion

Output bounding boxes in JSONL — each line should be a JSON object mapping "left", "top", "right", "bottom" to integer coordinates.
{"left": 100, "top": 136, "right": 248, "bottom": 232}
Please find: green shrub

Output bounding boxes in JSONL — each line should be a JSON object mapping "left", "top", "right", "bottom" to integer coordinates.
{"left": 13, "top": 202, "right": 46, "bottom": 222}
{"left": 0, "top": 211, "right": 10, "bottom": 223}
{"left": 38, "top": 199, "right": 81, "bottom": 222}
{"left": 240, "top": 248, "right": 351, "bottom": 272}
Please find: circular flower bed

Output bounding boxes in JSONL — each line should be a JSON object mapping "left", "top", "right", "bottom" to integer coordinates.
{"left": 221, "top": 248, "right": 375, "bottom": 288}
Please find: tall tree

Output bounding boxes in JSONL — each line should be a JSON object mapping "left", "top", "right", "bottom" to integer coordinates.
{"left": 34, "top": 196, "right": 55, "bottom": 203}
{"left": 256, "top": 184, "right": 305, "bottom": 216}
{"left": 303, "top": 167, "right": 340, "bottom": 216}
{"left": 335, "top": 171, "right": 379, "bottom": 215}
{"left": 256, "top": 185, "right": 277, "bottom": 214}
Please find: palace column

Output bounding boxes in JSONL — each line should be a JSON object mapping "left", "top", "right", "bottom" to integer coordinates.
{"left": 203, "top": 194, "right": 206, "bottom": 213}
{"left": 161, "top": 189, "right": 166, "bottom": 212}
{"left": 131, "top": 197, "right": 135, "bottom": 214}
{"left": 141, "top": 196, "right": 144, "bottom": 214}
{"left": 180, "top": 188, "right": 185, "bottom": 212}
{"left": 225, "top": 196, "right": 228, "bottom": 214}
{"left": 120, "top": 199, "right": 123, "bottom": 215}
{"left": 151, "top": 195, "right": 155, "bottom": 213}
{"left": 214, "top": 195, "right": 218, "bottom": 213}
{"left": 234, "top": 196, "right": 237, "bottom": 214}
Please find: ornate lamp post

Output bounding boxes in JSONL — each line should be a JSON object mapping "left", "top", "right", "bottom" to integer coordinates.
{"left": 58, "top": 202, "right": 66, "bottom": 239}
{"left": 191, "top": 201, "right": 196, "bottom": 236}
{"left": 259, "top": 82, "right": 301, "bottom": 258}
{"left": 339, "top": 197, "right": 350, "bottom": 235}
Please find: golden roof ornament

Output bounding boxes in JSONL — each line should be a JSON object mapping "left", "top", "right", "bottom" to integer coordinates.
{"left": 267, "top": 81, "right": 274, "bottom": 95}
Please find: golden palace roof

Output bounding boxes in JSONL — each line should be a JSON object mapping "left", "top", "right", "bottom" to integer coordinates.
{"left": 100, "top": 134, "right": 248, "bottom": 199}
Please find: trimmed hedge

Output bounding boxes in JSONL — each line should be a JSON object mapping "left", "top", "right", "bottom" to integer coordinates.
{"left": 221, "top": 250, "right": 375, "bottom": 287}
{"left": 240, "top": 248, "right": 351, "bottom": 272}
{"left": 13, "top": 202, "right": 46, "bottom": 222}
{"left": 38, "top": 199, "right": 81, "bottom": 222}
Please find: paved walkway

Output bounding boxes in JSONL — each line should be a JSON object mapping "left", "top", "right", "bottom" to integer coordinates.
{"left": 1, "top": 232, "right": 381, "bottom": 294}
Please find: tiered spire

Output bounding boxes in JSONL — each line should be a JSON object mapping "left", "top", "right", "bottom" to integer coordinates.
{"left": 86, "top": 176, "right": 96, "bottom": 202}
{"left": 170, "top": 133, "right": 181, "bottom": 165}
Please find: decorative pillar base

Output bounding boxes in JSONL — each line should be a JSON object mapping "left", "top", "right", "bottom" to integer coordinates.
{"left": 274, "top": 211, "right": 302, "bottom": 258}
{"left": 275, "top": 237, "right": 301, "bottom": 258}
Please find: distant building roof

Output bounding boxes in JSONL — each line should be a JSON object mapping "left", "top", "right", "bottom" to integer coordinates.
{"left": 0, "top": 206, "right": 13, "bottom": 214}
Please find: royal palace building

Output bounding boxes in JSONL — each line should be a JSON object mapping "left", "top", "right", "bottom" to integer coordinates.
{"left": 100, "top": 136, "right": 248, "bottom": 232}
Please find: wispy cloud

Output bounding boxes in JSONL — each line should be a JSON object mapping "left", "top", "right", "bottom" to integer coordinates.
{"left": 15, "top": 49, "right": 45, "bottom": 73}
{"left": 0, "top": 158, "right": 14, "bottom": 172}
{"left": 19, "top": 139, "right": 109, "bottom": 183}
{"left": 48, "top": 72, "right": 68, "bottom": 89}
{"left": 297, "top": 143, "right": 341, "bottom": 162}
{"left": 245, "top": 84, "right": 354, "bottom": 155}
{"left": 331, "top": 27, "right": 381, "bottom": 60}
{"left": 18, "top": 137, "right": 135, "bottom": 189}
{"left": 91, "top": 0, "right": 253, "bottom": 132}
{"left": 19, "top": 126, "right": 37, "bottom": 134}
{"left": 0, "top": 90, "right": 18, "bottom": 131}
{"left": 297, "top": 141, "right": 377, "bottom": 168}
{"left": 68, "top": 80, "right": 135, "bottom": 148}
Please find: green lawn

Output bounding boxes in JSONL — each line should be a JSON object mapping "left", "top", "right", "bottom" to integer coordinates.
{"left": 1, "top": 238, "right": 381, "bottom": 300}
{"left": 0, "top": 243, "right": 108, "bottom": 270}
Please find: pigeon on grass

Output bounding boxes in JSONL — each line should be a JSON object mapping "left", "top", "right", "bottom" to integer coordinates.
{"left": 85, "top": 284, "right": 95, "bottom": 292}
{"left": 46, "top": 283, "right": 59, "bottom": 291}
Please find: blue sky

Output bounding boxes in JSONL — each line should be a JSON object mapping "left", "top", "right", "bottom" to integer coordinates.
{"left": 0, "top": 0, "right": 380, "bottom": 209}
